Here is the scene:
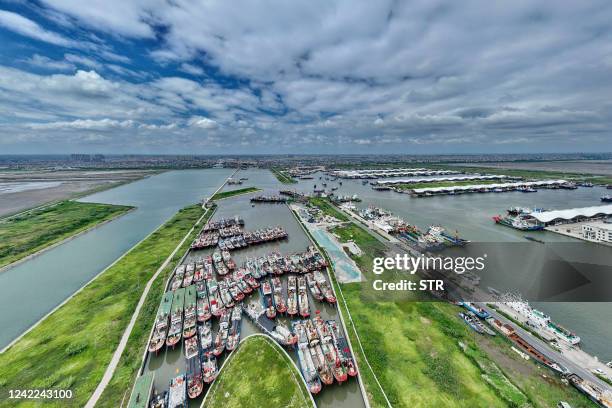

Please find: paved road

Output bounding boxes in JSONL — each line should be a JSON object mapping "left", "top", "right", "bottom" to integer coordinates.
{"left": 480, "top": 303, "right": 611, "bottom": 392}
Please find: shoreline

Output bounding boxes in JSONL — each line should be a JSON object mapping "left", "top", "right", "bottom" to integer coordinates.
{"left": 0, "top": 205, "right": 135, "bottom": 274}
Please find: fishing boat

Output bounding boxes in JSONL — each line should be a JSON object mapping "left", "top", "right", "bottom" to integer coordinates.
{"left": 193, "top": 262, "right": 204, "bottom": 282}
{"left": 166, "top": 288, "right": 185, "bottom": 348}
{"left": 184, "top": 336, "right": 199, "bottom": 359}
{"left": 168, "top": 374, "right": 186, "bottom": 408}
{"left": 196, "top": 282, "right": 211, "bottom": 322}
{"left": 182, "top": 285, "right": 197, "bottom": 338}
{"left": 148, "top": 291, "right": 173, "bottom": 353}
{"left": 201, "top": 352, "right": 218, "bottom": 384}
{"left": 327, "top": 320, "right": 358, "bottom": 377}
{"left": 149, "top": 390, "right": 168, "bottom": 408}
{"left": 313, "top": 271, "right": 336, "bottom": 303}
{"left": 226, "top": 304, "right": 242, "bottom": 351}
{"left": 312, "top": 344, "right": 334, "bottom": 385}
{"left": 297, "top": 347, "right": 322, "bottom": 394}
{"left": 287, "top": 275, "right": 298, "bottom": 316}
{"left": 305, "top": 273, "right": 323, "bottom": 301}
{"left": 213, "top": 309, "right": 231, "bottom": 356}
{"left": 271, "top": 277, "right": 287, "bottom": 313}
{"left": 182, "top": 263, "right": 194, "bottom": 287}
{"left": 459, "top": 312, "right": 486, "bottom": 334}
{"left": 198, "top": 320, "right": 213, "bottom": 350}
{"left": 298, "top": 276, "right": 310, "bottom": 318}
{"left": 186, "top": 356, "right": 203, "bottom": 399}
{"left": 260, "top": 279, "right": 276, "bottom": 319}
{"left": 218, "top": 279, "right": 234, "bottom": 308}
{"left": 170, "top": 265, "right": 185, "bottom": 291}
{"left": 207, "top": 277, "right": 223, "bottom": 317}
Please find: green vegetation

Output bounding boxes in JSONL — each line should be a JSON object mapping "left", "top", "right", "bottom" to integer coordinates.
{"left": 0, "top": 200, "right": 132, "bottom": 269}
{"left": 308, "top": 197, "right": 349, "bottom": 222}
{"left": 0, "top": 204, "right": 206, "bottom": 407}
{"left": 206, "top": 336, "right": 313, "bottom": 408}
{"left": 211, "top": 187, "right": 261, "bottom": 201}
{"left": 308, "top": 204, "right": 592, "bottom": 407}
{"left": 97, "top": 206, "right": 215, "bottom": 407}
{"left": 271, "top": 167, "right": 297, "bottom": 184}
{"left": 395, "top": 179, "right": 507, "bottom": 190}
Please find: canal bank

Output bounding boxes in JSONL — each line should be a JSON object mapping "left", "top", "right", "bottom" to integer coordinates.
{"left": 0, "top": 169, "right": 232, "bottom": 349}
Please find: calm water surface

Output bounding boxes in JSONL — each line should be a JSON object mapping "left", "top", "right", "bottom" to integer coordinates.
{"left": 0, "top": 169, "right": 231, "bottom": 348}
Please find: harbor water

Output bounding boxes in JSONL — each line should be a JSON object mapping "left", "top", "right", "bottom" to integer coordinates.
{"left": 144, "top": 169, "right": 367, "bottom": 408}
{"left": 0, "top": 169, "right": 232, "bottom": 349}
{"left": 291, "top": 172, "right": 612, "bottom": 362}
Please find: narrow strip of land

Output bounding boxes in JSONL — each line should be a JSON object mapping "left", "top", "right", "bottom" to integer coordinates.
{"left": 0, "top": 200, "right": 133, "bottom": 269}
{"left": 211, "top": 186, "right": 260, "bottom": 201}
{"left": 271, "top": 167, "right": 297, "bottom": 184}
{"left": 0, "top": 204, "right": 206, "bottom": 408}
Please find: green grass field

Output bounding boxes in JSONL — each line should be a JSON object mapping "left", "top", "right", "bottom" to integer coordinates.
{"left": 271, "top": 168, "right": 297, "bottom": 184}
{"left": 0, "top": 200, "right": 132, "bottom": 269}
{"left": 205, "top": 336, "right": 314, "bottom": 408}
{"left": 96, "top": 206, "right": 215, "bottom": 407}
{"left": 0, "top": 204, "right": 206, "bottom": 407}
{"left": 211, "top": 187, "right": 260, "bottom": 201}
{"left": 308, "top": 197, "right": 349, "bottom": 222}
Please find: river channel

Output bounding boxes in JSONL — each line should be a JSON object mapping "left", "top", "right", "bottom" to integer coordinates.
{"left": 0, "top": 169, "right": 232, "bottom": 349}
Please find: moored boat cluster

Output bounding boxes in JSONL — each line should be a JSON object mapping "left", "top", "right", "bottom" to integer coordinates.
{"left": 191, "top": 216, "right": 288, "bottom": 250}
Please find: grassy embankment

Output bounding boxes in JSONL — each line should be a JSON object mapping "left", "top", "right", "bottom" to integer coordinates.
{"left": 0, "top": 204, "right": 207, "bottom": 408}
{"left": 96, "top": 205, "right": 215, "bottom": 407}
{"left": 307, "top": 200, "right": 593, "bottom": 407}
{"left": 271, "top": 168, "right": 297, "bottom": 184}
{"left": 0, "top": 200, "right": 132, "bottom": 269}
{"left": 211, "top": 187, "right": 261, "bottom": 201}
{"left": 205, "top": 336, "right": 314, "bottom": 408}
{"left": 307, "top": 197, "right": 349, "bottom": 222}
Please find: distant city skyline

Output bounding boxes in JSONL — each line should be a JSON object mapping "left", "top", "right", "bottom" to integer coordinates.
{"left": 1, "top": 1, "right": 611, "bottom": 153}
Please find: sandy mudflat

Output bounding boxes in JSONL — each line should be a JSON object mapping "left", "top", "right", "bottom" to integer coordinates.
{"left": 0, "top": 169, "right": 156, "bottom": 217}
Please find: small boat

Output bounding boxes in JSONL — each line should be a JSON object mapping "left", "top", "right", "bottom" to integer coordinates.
{"left": 166, "top": 288, "right": 185, "bottom": 348}
{"left": 305, "top": 273, "right": 323, "bottom": 301}
{"left": 271, "top": 277, "right": 287, "bottom": 314}
{"left": 148, "top": 291, "right": 173, "bottom": 353}
{"left": 149, "top": 390, "right": 168, "bottom": 408}
{"left": 196, "top": 282, "right": 211, "bottom": 322}
{"left": 184, "top": 336, "right": 199, "bottom": 359}
{"left": 287, "top": 275, "right": 298, "bottom": 316}
{"left": 170, "top": 265, "right": 186, "bottom": 291}
{"left": 198, "top": 320, "right": 213, "bottom": 350}
{"left": 201, "top": 352, "right": 218, "bottom": 384}
{"left": 313, "top": 271, "right": 336, "bottom": 303}
{"left": 298, "top": 276, "right": 310, "bottom": 318}
{"left": 213, "top": 309, "right": 231, "bottom": 356}
{"left": 168, "top": 374, "right": 186, "bottom": 408}
{"left": 261, "top": 280, "right": 276, "bottom": 319}
{"left": 182, "top": 263, "right": 195, "bottom": 287}
{"left": 226, "top": 304, "right": 242, "bottom": 351}
{"left": 186, "top": 357, "right": 203, "bottom": 399}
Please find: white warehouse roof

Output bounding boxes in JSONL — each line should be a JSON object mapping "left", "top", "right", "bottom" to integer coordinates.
{"left": 528, "top": 204, "right": 612, "bottom": 223}
{"left": 411, "top": 179, "right": 568, "bottom": 193}
{"left": 376, "top": 175, "right": 511, "bottom": 185}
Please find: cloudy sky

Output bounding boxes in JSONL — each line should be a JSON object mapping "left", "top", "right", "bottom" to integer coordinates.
{"left": 0, "top": 0, "right": 611, "bottom": 154}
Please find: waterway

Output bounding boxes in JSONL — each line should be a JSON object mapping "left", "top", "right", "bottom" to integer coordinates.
{"left": 0, "top": 169, "right": 232, "bottom": 349}
{"left": 143, "top": 168, "right": 366, "bottom": 408}
{"left": 291, "top": 172, "right": 612, "bottom": 362}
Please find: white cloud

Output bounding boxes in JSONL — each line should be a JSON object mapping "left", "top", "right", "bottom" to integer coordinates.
{"left": 23, "top": 54, "right": 75, "bottom": 71}
{"left": 187, "top": 116, "right": 218, "bottom": 129}
{"left": 0, "top": 9, "right": 75, "bottom": 47}
{"left": 178, "top": 63, "right": 204, "bottom": 76}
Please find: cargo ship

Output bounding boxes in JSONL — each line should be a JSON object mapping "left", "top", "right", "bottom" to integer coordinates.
{"left": 148, "top": 291, "right": 173, "bottom": 353}
{"left": 166, "top": 288, "right": 185, "bottom": 348}
{"left": 427, "top": 225, "right": 471, "bottom": 246}
{"left": 186, "top": 356, "right": 203, "bottom": 399}
{"left": 492, "top": 214, "right": 544, "bottom": 231}
{"left": 566, "top": 373, "right": 612, "bottom": 408}
{"left": 182, "top": 285, "right": 197, "bottom": 339}
{"left": 168, "top": 374, "right": 186, "bottom": 408}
